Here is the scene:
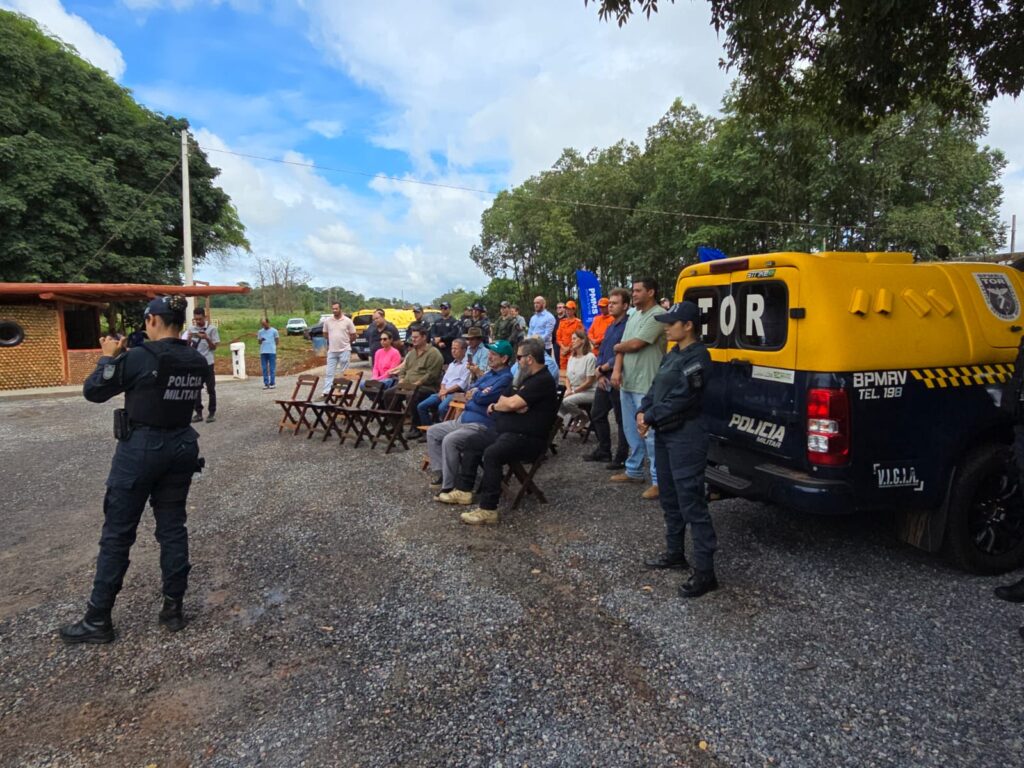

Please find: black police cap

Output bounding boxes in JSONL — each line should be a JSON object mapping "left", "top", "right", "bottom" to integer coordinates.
{"left": 655, "top": 300, "right": 701, "bottom": 325}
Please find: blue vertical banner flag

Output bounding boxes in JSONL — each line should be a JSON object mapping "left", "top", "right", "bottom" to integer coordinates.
{"left": 698, "top": 246, "right": 728, "bottom": 262}
{"left": 576, "top": 269, "right": 602, "bottom": 329}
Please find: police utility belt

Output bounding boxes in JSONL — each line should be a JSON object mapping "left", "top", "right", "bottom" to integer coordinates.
{"left": 113, "top": 409, "right": 188, "bottom": 439}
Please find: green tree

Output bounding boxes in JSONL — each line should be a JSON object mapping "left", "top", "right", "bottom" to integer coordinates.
{"left": 431, "top": 288, "right": 481, "bottom": 315}
{"left": 470, "top": 94, "right": 1006, "bottom": 295}
{"left": 0, "top": 11, "right": 248, "bottom": 283}
{"left": 587, "top": 1, "right": 1023, "bottom": 124}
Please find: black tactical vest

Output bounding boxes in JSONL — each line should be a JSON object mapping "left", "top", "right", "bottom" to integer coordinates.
{"left": 125, "top": 344, "right": 209, "bottom": 428}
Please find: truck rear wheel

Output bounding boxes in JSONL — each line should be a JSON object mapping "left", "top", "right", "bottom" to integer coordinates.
{"left": 944, "top": 444, "right": 1024, "bottom": 574}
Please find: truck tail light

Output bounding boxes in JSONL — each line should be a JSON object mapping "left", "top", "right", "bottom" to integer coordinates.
{"left": 807, "top": 388, "right": 850, "bottom": 466}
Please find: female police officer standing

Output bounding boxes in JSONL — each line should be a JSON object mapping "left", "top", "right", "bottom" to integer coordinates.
{"left": 636, "top": 300, "right": 719, "bottom": 598}
{"left": 60, "top": 295, "right": 208, "bottom": 644}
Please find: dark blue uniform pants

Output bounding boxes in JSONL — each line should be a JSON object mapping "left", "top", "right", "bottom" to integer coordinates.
{"left": 90, "top": 428, "right": 198, "bottom": 610}
{"left": 654, "top": 421, "right": 716, "bottom": 572}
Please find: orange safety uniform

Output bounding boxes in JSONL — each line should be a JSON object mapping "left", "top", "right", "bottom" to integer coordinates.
{"left": 555, "top": 316, "right": 583, "bottom": 370}
{"left": 587, "top": 312, "right": 614, "bottom": 354}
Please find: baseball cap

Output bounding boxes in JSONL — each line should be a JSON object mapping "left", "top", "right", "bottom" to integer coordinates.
{"left": 439, "top": 301, "right": 451, "bottom": 309}
{"left": 655, "top": 301, "right": 701, "bottom": 325}
{"left": 597, "top": 297, "right": 609, "bottom": 307}
{"left": 471, "top": 302, "right": 485, "bottom": 311}
{"left": 500, "top": 300, "right": 511, "bottom": 307}
{"left": 144, "top": 296, "right": 183, "bottom": 319}
{"left": 485, "top": 339, "right": 514, "bottom": 358}
{"left": 565, "top": 300, "right": 577, "bottom": 310}
{"left": 412, "top": 303, "right": 423, "bottom": 312}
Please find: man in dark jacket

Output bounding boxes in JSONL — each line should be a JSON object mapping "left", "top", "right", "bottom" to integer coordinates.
{"left": 430, "top": 301, "right": 461, "bottom": 364}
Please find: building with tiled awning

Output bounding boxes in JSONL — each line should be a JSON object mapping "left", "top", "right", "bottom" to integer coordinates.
{"left": 0, "top": 283, "right": 249, "bottom": 389}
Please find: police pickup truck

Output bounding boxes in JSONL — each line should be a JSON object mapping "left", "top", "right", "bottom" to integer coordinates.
{"left": 677, "top": 251, "right": 1024, "bottom": 573}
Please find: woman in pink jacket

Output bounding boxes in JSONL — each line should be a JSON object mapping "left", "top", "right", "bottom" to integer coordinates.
{"left": 369, "top": 331, "right": 401, "bottom": 389}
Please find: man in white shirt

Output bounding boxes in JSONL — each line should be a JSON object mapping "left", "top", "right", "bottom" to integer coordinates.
{"left": 183, "top": 307, "right": 220, "bottom": 423}
{"left": 416, "top": 338, "right": 472, "bottom": 427}
{"left": 321, "top": 302, "right": 357, "bottom": 398}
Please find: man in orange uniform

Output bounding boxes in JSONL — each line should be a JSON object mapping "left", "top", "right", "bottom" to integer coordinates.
{"left": 587, "top": 297, "right": 614, "bottom": 355}
{"left": 555, "top": 300, "right": 584, "bottom": 371}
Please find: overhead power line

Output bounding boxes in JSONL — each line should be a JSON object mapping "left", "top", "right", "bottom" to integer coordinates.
{"left": 69, "top": 158, "right": 182, "bottom": 280}
{"left": 198, "top": 145, "right": 869, "bottom": 233}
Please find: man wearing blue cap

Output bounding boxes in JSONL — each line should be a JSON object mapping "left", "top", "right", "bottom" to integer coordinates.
{"left": 637, "top": 300, "right": 719, "bottom": 598}
{"left": 430, "top": 340, "right": 515, "bottom": 498}
{"left": 457, "top": 338, "right": 560, "bottom": 526}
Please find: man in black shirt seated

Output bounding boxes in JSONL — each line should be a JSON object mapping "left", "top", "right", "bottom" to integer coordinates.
{"left": 456, "top": 338, "right": 559, "bottom": 526}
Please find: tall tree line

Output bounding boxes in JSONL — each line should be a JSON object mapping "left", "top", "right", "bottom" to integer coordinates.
{"left": 471, "top": 96, "right": 1006, "bottom": 304}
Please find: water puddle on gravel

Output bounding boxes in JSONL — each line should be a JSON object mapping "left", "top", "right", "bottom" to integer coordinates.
{"left": 229, "top": 586, "right": 289, "bottom": 625}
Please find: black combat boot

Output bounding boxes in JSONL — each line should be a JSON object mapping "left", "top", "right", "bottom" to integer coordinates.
{"left": 643, "top": 551, "right": 690, "bottom": 570}
{"left": 678, "top": 570, "right": 719, "bottom": 598}
{"left": 59, "top": 602, "right": 114, "bottom": 644}
{"left": 158, "top": 595, "right": 186, "bottom": 632}
{"left": 994, "top": 576, "right": 1024, "bottom": 603}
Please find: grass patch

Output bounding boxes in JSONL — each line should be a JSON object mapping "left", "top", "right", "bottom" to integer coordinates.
{"left": 206, "top": 308, "right": 325, "bottom": 374}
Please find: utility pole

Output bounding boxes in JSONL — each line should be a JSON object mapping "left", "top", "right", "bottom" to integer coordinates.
{"left": 1012, "top": 214, "right": 1017, "bottom": 254}
{"left": 181, "top": 129, "right": 195, "bottom": 318}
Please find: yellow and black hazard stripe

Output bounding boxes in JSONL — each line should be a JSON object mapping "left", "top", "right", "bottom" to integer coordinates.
{"left": 910, "top": 364, "right": 1013, "bottom": 389}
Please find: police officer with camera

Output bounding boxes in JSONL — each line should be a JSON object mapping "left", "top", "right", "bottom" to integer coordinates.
{"left": 637, "top": 301, "right": 719, "bottom": 598}
{"left": 60, "top": 296, "right": 208, "bottom": 644}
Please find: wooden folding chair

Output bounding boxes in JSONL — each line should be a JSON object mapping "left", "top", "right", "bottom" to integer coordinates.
{"left": 369, "top": 382, "right": 420, "bottom": 453}
{"left": 419, "top": 394, "right": 468, "bottom": 471}
{"left": 276, "top": 374, "right": 320, "bottom": 434}
{"left": 503, "top": 415, "right": 564, "bottom": 509}
{"left": 303, "top": 375, "right": 358, "bottom": 439}
{"left": 337, "top": 380, "right": 387, "bottom": 448}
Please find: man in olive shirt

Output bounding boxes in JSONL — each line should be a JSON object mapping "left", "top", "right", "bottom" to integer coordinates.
{"left": 611, "top": 276, "right": 667, "bottom": 499}
{"left": 384, "top": 326, "right": 444, "bottom": 438}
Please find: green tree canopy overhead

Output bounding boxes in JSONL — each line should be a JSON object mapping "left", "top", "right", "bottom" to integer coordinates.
{"left": 0, "top": 11, "right": 249, "bottom": 284}
{"left": 588, "top": 1, "right": 1023, "bottom": 124}
{"left": 471, "top": 95, "right": 1006, "bottom": 301}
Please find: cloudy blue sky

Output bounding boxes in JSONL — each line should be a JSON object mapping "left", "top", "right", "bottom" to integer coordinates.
{"left": 4, "top": 0, "right": 1022, "bottom": 302}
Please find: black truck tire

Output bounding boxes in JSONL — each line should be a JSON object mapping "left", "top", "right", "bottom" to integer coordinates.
{"left": 944, "top": 444, "right": 1024, "bottom": 574}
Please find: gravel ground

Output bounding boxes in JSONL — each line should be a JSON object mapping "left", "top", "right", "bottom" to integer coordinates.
{"left": 1, "top": 369, "right": 1022, "bottom": 767}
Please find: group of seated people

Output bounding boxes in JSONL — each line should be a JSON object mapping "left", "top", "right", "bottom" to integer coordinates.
{"left": 425, "top": 337, "right": 560, "bottom": 526}
{"left": 352, "top": 298, "right": 621, "bottom": 525}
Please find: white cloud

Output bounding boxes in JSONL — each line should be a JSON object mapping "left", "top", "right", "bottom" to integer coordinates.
{"left": 304, "top": 0, "right": 1024, "bottom": 255}
{"left": 2, "top": 0, "right": 126, "bottom": 79}
{"left": 305, "top": 0, "right": 729, "bottom": 180}
{"left": 191, "top": 129, "right": 490, "bottom": 300}
{"left": 306, "top": 119, "right": 343, "bottom": 138}
{"left": 983, "top": 95, "right": 1024, "bottom": 248}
